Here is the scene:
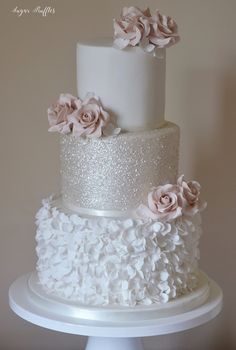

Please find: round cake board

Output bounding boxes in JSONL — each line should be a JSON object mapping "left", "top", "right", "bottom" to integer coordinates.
{"left": 9, "top": 273, "right": 222, "bottom": 350}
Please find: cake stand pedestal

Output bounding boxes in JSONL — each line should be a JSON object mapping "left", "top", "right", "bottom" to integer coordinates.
{"left": 9, "top": 273, "right": 222, "bottom": 350}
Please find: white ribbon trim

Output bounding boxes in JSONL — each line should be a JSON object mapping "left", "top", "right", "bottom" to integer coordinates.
{"left": 62, "top": 199, "right": 137, "bottom": 218}
{"left": 28, "top": 272, "right": 210, "bottom": 322}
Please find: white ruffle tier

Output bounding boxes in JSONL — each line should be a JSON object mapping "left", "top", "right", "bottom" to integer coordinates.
{"left": 35, "top": 197, "right": 202, "bottom": 307}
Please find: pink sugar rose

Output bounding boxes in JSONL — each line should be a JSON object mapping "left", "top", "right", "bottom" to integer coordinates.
{"left": 69, "top": 93, "right": 120, "bottom": 138}
{"left": 113, "top": 7, "right": 152, "bottom": 50}
{"left": 149, "top": 10, "right": 180, "bottom": 48}
{"left": 137, "top": 176, "right": 207, "bottom": 222}
{"left": 122, "top": 6, "right": 151, "bottom": 21}
{"left": 48, "top": 94, "right": 80, "bottom": 134}
{"left": 113, "top": 6, "right": 180, "bottom": 52}
{"left": 138, "top": 184, "right": 183, "bottom": 222}
{"left": 177, "top": 175, "right": 207, "bottom": 216}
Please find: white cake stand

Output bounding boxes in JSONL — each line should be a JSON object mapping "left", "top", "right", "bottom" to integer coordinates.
{"left": 9, "top": 273, "right": 222, "bottom": 350}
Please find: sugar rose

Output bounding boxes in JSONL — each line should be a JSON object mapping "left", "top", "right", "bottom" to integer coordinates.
{"left": 138, "top": 184, "right": 183, "bottom": 222}
{"left": 137, "top": 176, "right": 207, "bottom": 222}
{"left": 113, "top": 6, "right": 180, "bottom": 52}
{"left": 69, "top": 93, "right": 120, "bottom": 138}
{"left": 48, "top": 94, "right": 79, "bottom": 134}
{"left": 149, "top": 10, "right": 180, "bottom": 48}
{"left": 177, "top": 175, "right": 207, "bottom": 216}
{"left": 113, "top": 6, "right": 152, "bottom": 50}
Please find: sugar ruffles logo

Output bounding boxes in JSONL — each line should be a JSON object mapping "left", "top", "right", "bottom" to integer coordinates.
{"left": 12, "top": 6, "right": 55, "bottom": 17}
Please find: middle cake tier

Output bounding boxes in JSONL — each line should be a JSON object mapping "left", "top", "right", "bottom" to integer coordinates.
{"left": 61, "top": 122, "right": 179, "bottom": 215}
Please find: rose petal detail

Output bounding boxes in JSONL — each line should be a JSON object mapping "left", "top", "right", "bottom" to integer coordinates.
{"left": 47, "top": 93, "right": 80, "bottom": 134}
{"left": 113, "top": 7, "right": 180, "bottom": 53}
{"left": 48, "top": 92, "right": 121, "bottom": 138}
{"left": 177, "top": 175, "right": 207, "bottom": 216}
{"left": 137, "top": 176, "right": 206, "bottom": 222}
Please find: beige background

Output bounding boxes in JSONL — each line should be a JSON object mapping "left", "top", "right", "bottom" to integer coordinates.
{"left": 1, "top": 0, "right": 235, "bottom": 349}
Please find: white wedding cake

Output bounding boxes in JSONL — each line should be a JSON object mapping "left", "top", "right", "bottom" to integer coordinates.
{"left": 35, "top": 7, "right": 208, "bottom": 309}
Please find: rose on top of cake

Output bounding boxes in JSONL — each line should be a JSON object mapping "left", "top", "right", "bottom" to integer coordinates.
{"left": 113, "top": 6, "right": 180, "bottom": 53}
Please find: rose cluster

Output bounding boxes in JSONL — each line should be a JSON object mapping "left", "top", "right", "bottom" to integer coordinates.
{"left": 137, "top": 175, "right": 207, "bottom": 222}
{"left": 48, "top": 93, "right": 120, "bottom": 138}
{"left": 113, "top": 6, "right": 180, "bottom": 53}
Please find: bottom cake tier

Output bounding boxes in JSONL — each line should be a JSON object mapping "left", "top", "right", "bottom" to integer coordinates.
{"left": 35, "top": 197, "right": 202, "bottom": 307}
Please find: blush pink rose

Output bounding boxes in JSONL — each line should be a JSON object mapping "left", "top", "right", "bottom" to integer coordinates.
{"left": 113, "top": 7, "right": 152, "bottom": 50}
{"left": 137, "top": 184, "right": 183, "bottom": 222}
{"left": 177, "top": 175, "right": 207, "bottom": 216}
{"left": 113, "top": 7, "right": 180, "bottom": 52}
{"left": 48, "top": 94, "right": 80, "bottom": 134}
{"left": 69, "top": 93, "right": 120, "bottom": 138}
{"left": 149, "top": 10, "right": 180, "bottom": 48}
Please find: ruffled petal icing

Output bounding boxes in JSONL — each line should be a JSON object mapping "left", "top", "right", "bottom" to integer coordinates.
{"left": 35, "top": 197, "right": 201, "bottom": 306}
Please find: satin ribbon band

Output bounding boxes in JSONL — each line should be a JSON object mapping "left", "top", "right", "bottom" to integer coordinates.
{"left": 28, "top": 272, "right": 210, "bottom": 322}
{"left": 62, "top": 200, "right": 137, "bottom": 218}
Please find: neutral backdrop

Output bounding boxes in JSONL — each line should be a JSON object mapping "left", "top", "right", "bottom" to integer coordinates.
{"left": 1, "top": 0, "right": 235, "bottom": 349}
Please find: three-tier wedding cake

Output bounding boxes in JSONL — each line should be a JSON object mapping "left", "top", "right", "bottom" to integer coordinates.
{"left": 35, "top": 7, "right": 208, "bottom": 309}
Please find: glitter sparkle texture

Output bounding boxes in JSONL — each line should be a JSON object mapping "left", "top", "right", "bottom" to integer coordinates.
{"left": 60, "top": 122, "right": 180, "bottom": 212}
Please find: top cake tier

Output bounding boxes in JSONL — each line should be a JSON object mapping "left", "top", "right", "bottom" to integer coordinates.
{"left": 77, "top": 39, "right": 166, "bottom": 132}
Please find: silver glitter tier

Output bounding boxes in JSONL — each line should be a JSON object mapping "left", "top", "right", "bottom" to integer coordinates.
{"left": 60, "top": 122, "right": 179, "bottom": 213}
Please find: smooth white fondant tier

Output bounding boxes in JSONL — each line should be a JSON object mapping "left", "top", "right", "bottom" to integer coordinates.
{"left": 60, "top": 122, "right": 179, "bottom": 214}
{"left": 77, "top": 39, "right": 166, "bottom": 131}
{"left": 36, "top": 197, "right": 202, "bottom": 307}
